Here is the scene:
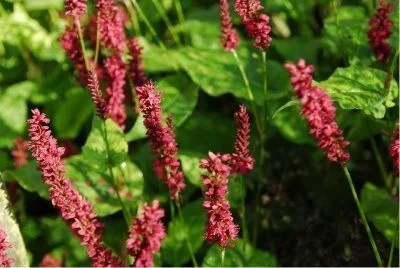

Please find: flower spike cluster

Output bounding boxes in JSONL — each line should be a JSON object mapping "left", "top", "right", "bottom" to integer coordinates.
{"left": 200, "top": 152, "right": 239, "bottom": 247}
{"left": 65, "top": 0, "right": 87, "bottom": 17}
{"left": 390, "top": 124, "right": 399, "bottom": 175}
{"left": 97, "top": 0, "right": 127, "bottom": 53}
{"left": 230, "top": 105, "right": 255, "bottom": 174}
{"left": 11, "top": 137, "right": 28, "bottom": 168}
{"left": 0, "top": 229, "right": 14, "bottom": 267}
{"left": 87, "top": 65, "right": 107, "bottom": 119}
{"left": 136, "top": 82, "right": 185, "bottom": 199}
{"left": 128, "top": 38, "right": 148, "bottom": 87}
{"left": 368, "top": 0, "right": 393, "bottom": 62}
{"left": 126, "top": 200, "right": 166, "bottom": 267}
{"left": 104, "top": 54, "right": 127, "bottom": 129}
{"left": 235, "top": 0, "right": 272, "bottom": 50}
{"left": 219, "top": 0, "right": 240, "bottom": 51}
{"left": 27, "top": 109, "right": 122, "bottom": 267}
{"left": 285, "top": 59, "right": 350, "bottom": 165}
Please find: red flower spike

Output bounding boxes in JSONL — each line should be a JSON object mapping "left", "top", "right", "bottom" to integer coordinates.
{"left": 0, "top": 229, "right": 14, "bottom": 267}
{"left": 27, "top": 109, "right": 122, "bottom": 267}
{"left": 235, "top": 0, "right": 272, "bottom": 50}
{"left": 230, "top": 105, "right": 255, "bottom": 174}
{"left": 219, "top": 0, "right": 240, "bottom": 51}
{"left": 104, "top": 54, "right": 127, "bottom": 129}
{"left": 87, "top": 65, "right": 107, "bottom": 119}
{"left": 128, "top": 38, "right": 148, "bottom": 87}
{"left": 65, "top": 0, "right": 87, "bottom": 17}
{"left": 285, "top": 59, "right": 350, "bottom": 165}
{"left": 200, "top": 152, "right": 239, "bottom": 247}
{"left": 97, "top": 0, "right": 127, "bottom": 53}
{"left": 126, "top": 200, "right": 166, "bottom": 267}
{"left": 390, "top": 124, "right": 399, "bottom": 175}
{"left": 136, "top": 82, "right": 186, "bottom": 200}
{"left": 11, "top": 137, "right": 28, "bottom": 168}
{"left": 368, "top": 0, "right": 393, "bottom": 62}
{"left": 40, "top": 254, "right": 63, "bottom": 267}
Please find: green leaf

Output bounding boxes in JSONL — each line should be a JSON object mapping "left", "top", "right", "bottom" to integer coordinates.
{"left": 272, "top": 99, "right": 300, "bottom": 120}
{"left": 228, "top": 176, "right": 244, "bottom": 209}
{"left": 161, "top": 199, "right": 206, "bottom": 266}
{"left": 202, "top": 240, "right": 278, "bottom": 267}
{"left": 54, "top": 88, "right": 93, "bottom": 139}
{"left": 22, "top": 0, "right": 64, "bottom": 10}
{"left": 361, "top": 183, "right": 399, "bottom": 247}
{"left": 184, "top": 20, "right": 221, "bottom": 50}
{"left": 66, "top": 155, "right": 144, "bottom": 217}
{"left": 319, "top": 66, "right": 398, "bottom": 119}
{"left": 141, "top": 39, "right": 179, "bottom": 73}
{"left": 82, "top": 117, "right": 128, "bottom": 172}
{"left": 273, "top": 37, "right": 321, "bottom": 65}
{"left": 323, "top": 6, "right": 374, "bottom": 65}
{"left": 126, "top": 74, "right": 198, "bottom": 142}
{"left": 4, "top": 161, "right": 49, "bottom": 199}
{"left": 179, "top": 151, "right": 202, "bottom": 187}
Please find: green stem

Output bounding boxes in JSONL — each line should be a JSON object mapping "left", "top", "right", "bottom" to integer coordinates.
{"left": 342, "top": 166, "right": 383, "bottom": 267}
{"left": 124, "top": 0, "right": 141, "bottom": 36}
{"left": 221, "top": 247, "right": 225, "bottom": 267}
{"left": 169, "top": 198, "right": 175, "bottom": 220}
{"left": 370, "top": 137, "right": 390, "bottom": 189}
{"left": 174, "top": 0, "right": 186, "bottom": 43}
{"left": 331, "top": 0, "right": 347, "bottom": 60}
{"left": 131, "top": 0, "right": 166, "bottom": 49}
{"left": 74, "top": 17, "right": 89, "bottom": 70}
{"left": 387, "top": 215, "right": 399, "bottom": 267}
{"left": 240, "top": 176, "right": 249, "bottom": 243}
{"left": 383, "top": 46, "right": 399, "bottom": 97}
{"left": 94, "top": 13, "right": 100, "bottom": 66}
{"left": 176, "top": 202, "right": 198, "bottom": 267}
{"left": 151, "top": 0, "right": 182, "bottom": 46}
{"left": 261, "top": 51, "right": 268, "bottom": 122}
{"left": 231, "top": 50, "right": 263, "bottom": 139}
{"left": 103, "top": 121, "right": 131, "bottom": 227}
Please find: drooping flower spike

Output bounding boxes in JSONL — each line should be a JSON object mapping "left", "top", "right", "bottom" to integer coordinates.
{"left": 126, "top": 200, "right": 166, "bottom": 267}
{"left": 229, "top": 105, "right": 255, "bottom": 174}
{"left": 390, "top": 124, "right": 399, "bottom": 175}
{"left": 0, "top": 229, "right": 14, "bottom": 267}
{"left": 200, "top": 152, "right": 239, "bottom": 247}
{"left": 368, "top": 0, "right": 393, "bottom": 62}
{"left": 135, "top": 82, "right": 186, "bottom": 200}
{"left": 27, "top": 109, "right": 122, "bottom": 267}
{"left": 64, "top": 0, "right": 87, "bottom": 17}
{"left": 235, "top": 0, "right": 272, "bottom": 50}
{"left": 285, "top": 59, "right": 350, "bottom": 165}
{"left": 219, "top": 0, "right": 240, "bottom": 51}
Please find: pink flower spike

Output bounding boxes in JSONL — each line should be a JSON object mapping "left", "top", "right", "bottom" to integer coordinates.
{"left": 104, "top": 54, "right": 127, "bottom": 129}
{"left": 27, "top": 109, "right": 122, "bottom": 267}
{"left": 285, "top": 59, "right": 350, "bottom": 165}
{"left": 128, "top": 38, "right": 148, "bottom": 87}
{"left": 200, "top": 152, "right": 239, "bottom": 247}
{"left": 368, "top": 0, "right": 393, "bottom": 62}
{"left": 230, "top": 105, "right": 255, "bottom": 174}
{"left": 0, "top": 229, "right": 14, "bottom": 267}
{"left": 390, "top": 124, "right": 399, "bottom": 175}
{"left": 126, "top": 200, "right": 166, "bottom": 267}
{"left": 87, "top": 65, "right": 107, "bottom": 119}
{"left": 97, "top": 0, "right": 127, "bottom": 53}
{"left": 136, "top": 82, "right": 186, "bottom": 200}
{"left": 65, "top": 0, "right": 87, "bottom": 17}
{"left": 219, "top": 0, "right": 240, "bottom": 51}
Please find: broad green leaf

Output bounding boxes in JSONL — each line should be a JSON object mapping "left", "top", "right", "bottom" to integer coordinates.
{"left": 323, "top": 6, "right": 374, "bottom": 65}
{"left": 126, "top": 74, "right": 198, "bottom": 142}
{"left": 319, "top": 66, "right": 398, "bottom": 119}
{"left": 22, "top": 0, "right": 64, "bottom": 10}
{"left": 66, "top": 155, "right": 144, "bottom": 217}
{"left": 273, "top": 37, "right": 321, "bottom": 65}
{"left": 4, "top": 161, "right": 49, "bottom": 199}
{"left": 184, "top": 20, "right": 221, "bottom": 50}
{"left": 273, "top": 104, "right": 314, "bottom": 144}
{"left": 202, "top": 239, "right": 278, "bottom": 267}
{"left": 0, "top": 181, "right": 29, "bottom": 267}
{"left": 141, "top": 39, "right": 179, "bottom": 73}
{"left": 161, "top": 199, "right": 206, "bottom": 266}
{"left": 54, "top": 88, "right": 93, "bottom": 139}
{"left": 361, "top": 183, "right": 399, "bottom": 247}
{"left": 179, "top": 151, "right": 202, "bottom": 187}
{"left": 82, "top": 117, "right": 128, "bottom": 171}
{"left": 348, "top": 114, "right": 387, "bottom": 141}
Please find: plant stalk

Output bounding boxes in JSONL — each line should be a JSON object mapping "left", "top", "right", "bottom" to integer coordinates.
{"left": 261, "top": 51, "right": 268, "bottom": 122}
{"left": 74, "top": 17, "right": 89, "bottom": 70}
{"left": 221, "top": 247, "right": 225, "bottom": 267}
{"left": 94, "top": 13, "right": 101, "bottom": 66}
{"left": 240, "top": 176, "right": 249, "bottom": 243}
{"left": 387, "top": 215, "right": 399, "bottom": 267}
{"left": 370, "top": 137, "right": 390, "bottom": 189}
{"left": 151, "top": 0, "right": 182, "bottom": 46}
{"left": 174, "top": 0, "right": 186, "bottom": 43}
{"left": 176, "top": 202, "right": 198, "bottom": 267}
{"left": 383, "top": 46, "right": 399, "bottom": 97}
{"left": 342, "top": 166, "right": 383, "bottom": 267}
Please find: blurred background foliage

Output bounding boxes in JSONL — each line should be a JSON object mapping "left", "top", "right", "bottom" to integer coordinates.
{"left": 0, "top": 0, "right": 398, "bottom": 266}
